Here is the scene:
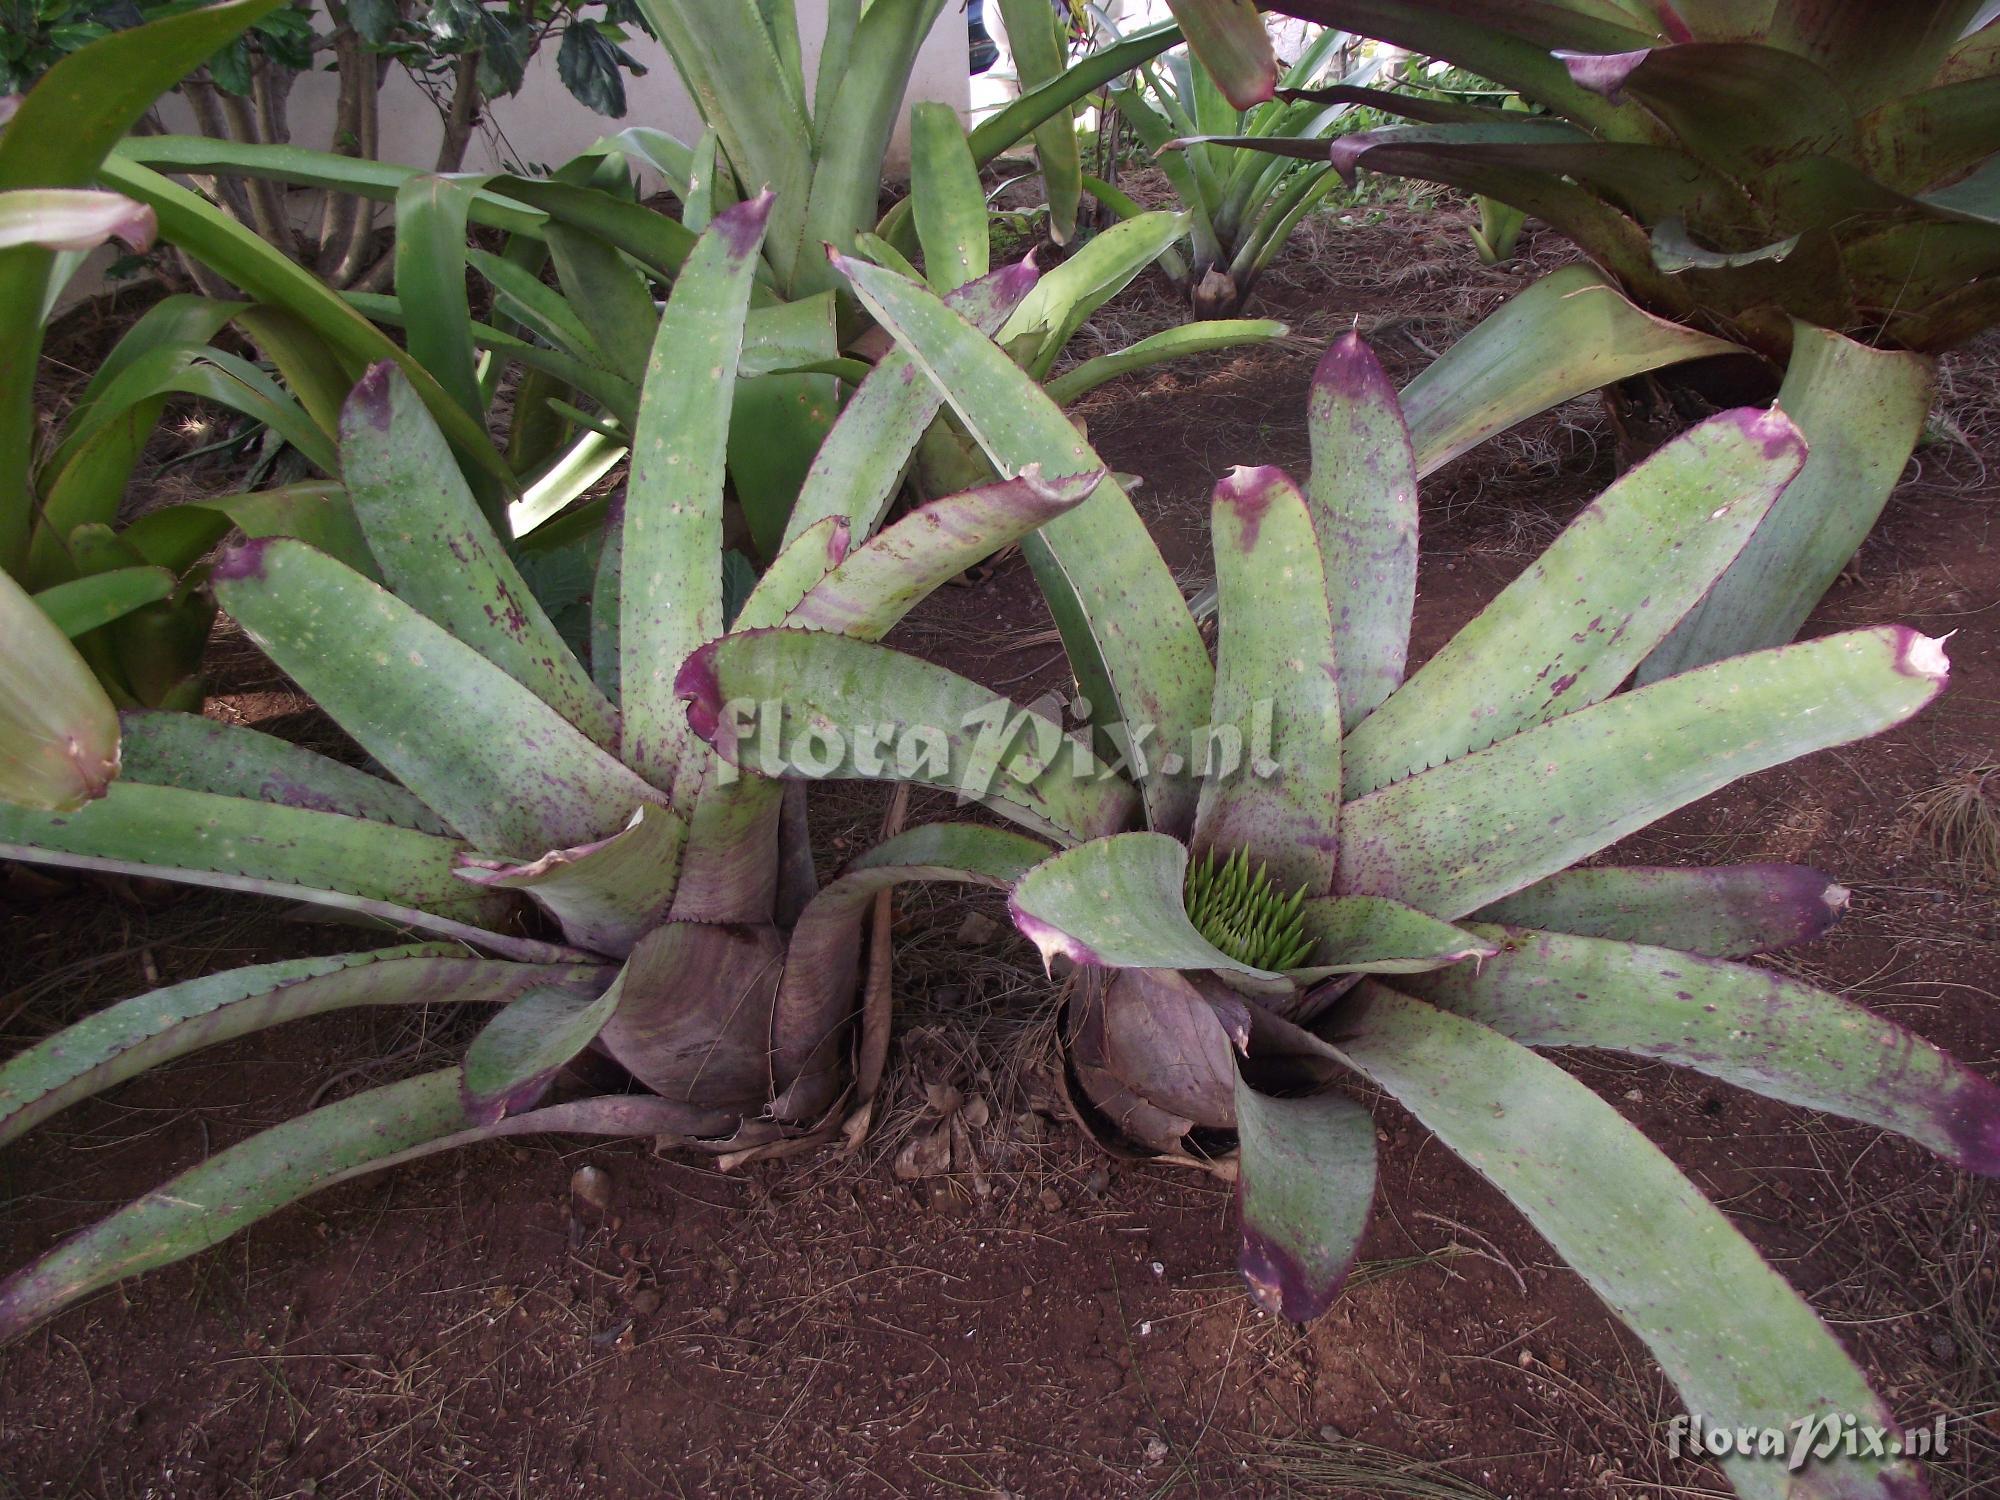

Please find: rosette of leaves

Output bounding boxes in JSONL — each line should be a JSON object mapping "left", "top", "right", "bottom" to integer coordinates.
{"left": 1159, "top": 0, "right": 2000, "bottom": 677}
{"left": 0, "top": 198, "right": 1087, "bottom": 1342}
{"left": 1103, "top": 26, "right": 1385, "bottom": 317}
{"left": 680, "top": 256, "right": 1997, "bottom": 1500}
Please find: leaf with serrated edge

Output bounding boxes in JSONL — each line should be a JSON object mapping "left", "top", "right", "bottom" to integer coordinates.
{"left": 0, "top": 947, "right": 608, "bottom": 1148}
{"left": 1344, "top": 406, "right": 1805, "bottom": 793}
{"left": 1406, "top": 925, "right": 2000, "bottom": 1176}
{"left": 1194, "top": 465, "right": 1342, "bottom": 892}
{"left": 1338, "top": 628, "right": 1948, "bottom": 919}
{"left": 1333, "top": 985, "right": 1922, "bottom": 1500}
{"left": 214, "top": 537, "right": 660, "bottom": 860}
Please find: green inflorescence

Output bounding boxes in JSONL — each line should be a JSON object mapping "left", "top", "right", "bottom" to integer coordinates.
{"left": 1184, "top": 847, "right": 1316, "bottom": 971}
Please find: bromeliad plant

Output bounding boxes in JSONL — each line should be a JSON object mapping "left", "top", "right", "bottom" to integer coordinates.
{"left": 1101, "top": 26, "right": 1384, "bottom": 316}
{"left": 0, "top": 198, "right": 1093, "bottom": 1342}
{"left": 1162, "top": 0, "right": 2000, "bottom": 679}
{"left": 680, "top": 256, "right": 1999, "bottom": 1500}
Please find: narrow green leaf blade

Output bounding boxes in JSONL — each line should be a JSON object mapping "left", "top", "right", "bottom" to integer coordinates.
{"left": 0, "top": 1070, "right": 470, "bottom": 1346}
{"left": 214, "top": 538, "right": 659, "bottom": 859}
{"left": 1234, "top": 1076, "right": 1376, "bottom": 1322}
{"left": 1398, "top": 265, "right": 1741, "bottom": 478}
{"left": 620, "top": 192, "right": 773, "bottom": 796}
{"left": 118, "top": 708, "right": 447, "bottom": 835}
{"left": 1194, "top": 466, "right": 1342, "bottom": 893}
{"left": 391, "top": 174, "right": 486, "bottom": 422}
{"left": 997, "top": 0, "right": 1082, "bottom": 243}
{"left": 1344, "top": 406, "right": 1807, "bottom": 793}
{"left": 1409, "top": 925, "right": 2000, "bottom": 1175}
{"left": 1339, "top": 628, "right": 1949, "bottom": 918}
{"left": 1295, "top": 895, "right": 1498, "bottom": 975}
{"left": 1042, "top": 319, "right": 1287, "bottom": 406}
{"left": 910, "top": 101, "right": 990, "bottom": 291}
{"left": 1335, "top": 985, "right": 1925, "bottom": 1500}
{"left": 31, "top": 567, "right": 174, "bottom": 638}
{"left": 1641, "top": 326, "right": 1935, "bottom": 679}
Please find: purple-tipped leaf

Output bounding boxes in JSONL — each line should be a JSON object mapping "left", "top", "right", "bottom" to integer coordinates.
{"left": 1193, "top": 466, "right": 1343, "bottom": 894}
{"left": 784, "top": 466, "right": 1105, "bottom": 639}
{"left": 1339, "top": 628, "right": 1948, "bottom": 919}
{"left": 0, "top": 947, "right": 608, "bottom": 1149}
{"left": 1164, "top": 0, "right": 1278, "bottom": 109}
{"left": 1342, "top": 405, "right": 1806, "bottom": 794}
{"left": 1335, "top": 985, "right": 1924, "bottom": 1500}
{"left": 461, "top": 981, "right": 624, "bottom": 1125}
{"left": 1471, "top": 863, "right": 1849, "bottom": 956}
{"left": 1408, "top": 925, "right": 2000, "bottom": 1176}
{"left": 619, "top": 192, "right": 774, "bottom": 798}
{"left": 1553, "top": 47, "right": 1653, "bottom": 101}
{"left": 1305, "top": 333, "right": 1417, "bottom": 730}
{"left": 1234, "top": 1077, "right": 1377, "bottom": 1324}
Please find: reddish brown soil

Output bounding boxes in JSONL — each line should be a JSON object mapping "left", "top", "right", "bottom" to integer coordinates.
{"left": 3, "top": 207, "right": 1997, "bottom": 1500}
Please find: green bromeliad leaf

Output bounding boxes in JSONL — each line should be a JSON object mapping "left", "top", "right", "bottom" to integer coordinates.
{"left": 1233, "top": 1074, "right": 1376, "bottom": 1323}
{"left": 1333, "top": 984, "right": 1923, "bottom": 1500}
{"left": 454, "top": 804, "right": 686, "bottom": 957}
{"left": 1193, "top": 465, "right": 1342, "bottom": 892}
{"left": 213, "top": 538, "right": 660, "bottom": 860}
{"left": 677, "top": 628, "right": 1139, "bottom": 846}
{"left": 1471, "top": 863, "right": 1851, "bottom": 957}
{"left": 1406, "top": 925, "right": 2000, "bottom": 1176}
{"left": 0, "top": 946, "right": 609, "bottom": 1150}
{"left": 341, "top": 364, "right": 619, "bottom": 751}
{"left": 1009, "top": 833, "right": 1290, "bottom": 988}
{"left": 0, "top": 568, "right": 119, "bottom": 810}
{"left": 619, "top": 192, "right": 773, "bottom": 798}
{"left": 833, "top": 251, "right": 1212, "bottom": 834}
{"left": 909, "top": 101, "right": 989, "bottom": 291}
{"left": 1303, "top": 331, "right": 1417, "bottom": 730}
{"left": 461, "top": 981, "right": 624, "bottom": 1125}
{"left": 1342, "top": 405, "right": 1807, "bottom": 794}
{"left": 1338, "top": 627, "right": 1949, "bottom": 918}
{"left": 1293, "top": 895, "right": 1497, "bottom": 975}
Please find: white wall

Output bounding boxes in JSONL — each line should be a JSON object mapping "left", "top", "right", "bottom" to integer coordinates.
{"left": 159, "top": 2, "right": 970, "bottom": 183}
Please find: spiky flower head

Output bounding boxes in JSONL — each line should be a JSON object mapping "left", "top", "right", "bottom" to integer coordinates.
{"left": 1184, "top": 847, "right": 1316, "bottom": 971}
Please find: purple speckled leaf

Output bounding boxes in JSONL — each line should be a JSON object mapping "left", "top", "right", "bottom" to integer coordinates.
{"left": 1341, "top": 405, "right": 1806, "bottom": 794}
{"left": 341, "top": 363, "right": 618, "bottom": 749}
{"left": 1304, "top": 333, "right": 1417, "bottom": 731}
{"left": 118, "top": 708, "right": 449, "bottom": 835}
{"left": 1471, "top": 863, "right": 1849, "bottom": 956}
{"left": 1193, "top": 465, "right": 1342, "bottom": 892}
{"left": 1336, "top": 984, "right": 1926, "bottom": 1500}
{"left": 1406, "top": 925, "right": 2000, "bottom": 1176}
{"left": 214, "top": 536, "right": 662, "bottom": 861}
{"left": 1234, "top": 1076, "right": 1376, "bottom": 1324}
